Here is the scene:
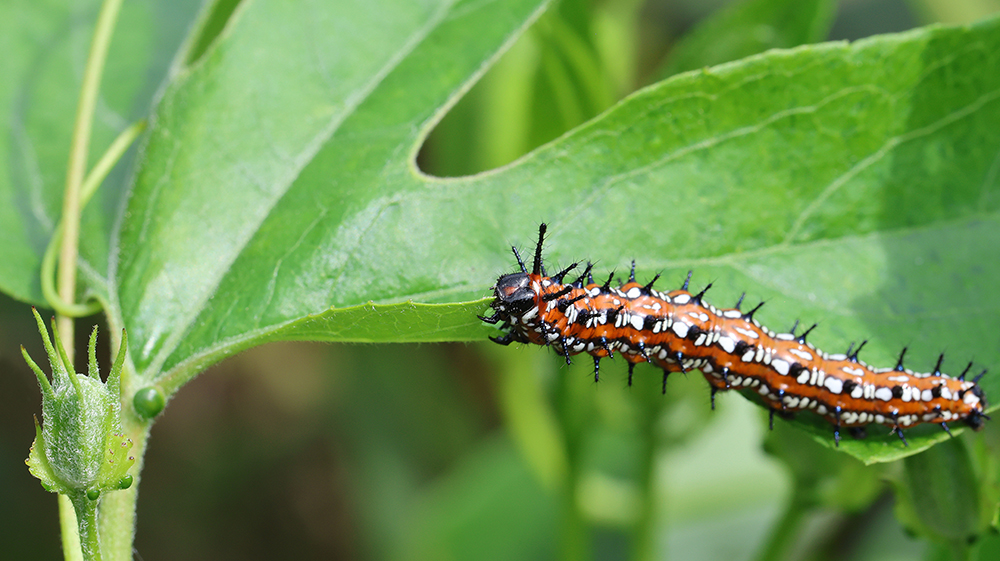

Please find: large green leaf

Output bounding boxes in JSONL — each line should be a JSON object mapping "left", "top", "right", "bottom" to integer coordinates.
{"left": 4, "top": 0, "right": 999, "bottom": 464}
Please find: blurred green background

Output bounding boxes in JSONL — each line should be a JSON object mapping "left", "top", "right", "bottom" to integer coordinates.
{"left": 3, "top": 0, "right": 1000, "bottom": 559}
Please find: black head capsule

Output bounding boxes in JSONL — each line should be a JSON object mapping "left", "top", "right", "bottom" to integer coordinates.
{"left": 491, "top": 273, "right": 536, "bottom": 317}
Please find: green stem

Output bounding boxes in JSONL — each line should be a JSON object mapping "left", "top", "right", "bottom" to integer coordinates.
{"left": 43, "top": 120, "right": 145, "bottom": 317}
{"left": 57, "top": 0, "right": 125, "bottom": 334}
{"left": 560, "top": 476, "right": 589, "bottom": 561}
{"left": 71, "top": 493, "right": 102, "bottom": 561}
{"left": 59, "top": 496, "right": 83, "bottom": 561}
{"left": 556, "top": 365, "right": 591, "bottom": 561}
{"left": 751, "top": 486, "right": 809, "bottom": 561}
{"left": 629, "top": 398, "right": 659, "bottom": 561}
{"left": 55, "top": 0, "right": 125, "bottom": 558}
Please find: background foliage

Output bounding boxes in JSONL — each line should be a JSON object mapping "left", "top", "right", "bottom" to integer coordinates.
{"left": 3, "top": 0, "right": 1000, "bottom": 559}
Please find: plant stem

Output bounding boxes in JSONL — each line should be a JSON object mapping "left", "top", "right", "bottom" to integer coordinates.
{"left": 752, "top": 487, "right": 809, "bottom": 561}
{"left": 556, "top": 365, "right": 591, "bottom": 561}
{"left": 55, "top": 0, "right": 125, "bottom": 558}
{"left": 630, "top": 397, "right": 659, "bottom": 561}
{"left": 71, "top": 493, "right": 103, "bottom": 561}
{"left": 43, "top": 120, "right": 145, "bottom": 317}
{"left": 59, "top": 496, "right": 83, "bottom": 561}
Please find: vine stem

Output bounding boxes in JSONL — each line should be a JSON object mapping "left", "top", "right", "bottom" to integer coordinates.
{"left": 55, "top": 0, "right": 125, "bottom": 559}
{"left": 751, "top": 486, "right": 809, "bottom": 561}
{"left": 71, "top": 492, "right": 103, "bottom": 561}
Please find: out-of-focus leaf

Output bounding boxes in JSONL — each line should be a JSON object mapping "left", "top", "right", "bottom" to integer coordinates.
{"left": 658, "top": 0, "right": 837, "bottom": 78}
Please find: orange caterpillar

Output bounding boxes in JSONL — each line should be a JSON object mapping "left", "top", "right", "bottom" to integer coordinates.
{"left": 480, "top": 224, "right": 989, "bottom": 445}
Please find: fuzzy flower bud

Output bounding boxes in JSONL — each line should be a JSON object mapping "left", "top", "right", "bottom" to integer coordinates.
{"left": 23, "top": 309, "right": 134, "bottom": 499}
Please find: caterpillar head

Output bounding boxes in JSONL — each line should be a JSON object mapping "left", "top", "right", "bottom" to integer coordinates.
{"left": 491, "top": 273, "right": 536, "bottom": 318}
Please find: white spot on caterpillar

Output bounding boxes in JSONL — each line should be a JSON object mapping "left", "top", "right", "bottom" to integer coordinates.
{"left": 816, "top": 405, "right": 828, "bottom": 415}
{"left": 865, "top": 384, "right": 876, "bottom": 400}
{"left": 776, "top": 333, "right": 795, "bottom": 341}
{"left": 842, "top": 366, "right": 864, "bottom": 377}
{"left": 741, "top": 349, "right": 754, "bottom": 362}
{"left": 824, "top": 377, "right": 843, "bottom": 394}
{"left": 734, "top": 327, "right": 759, "bottom": 339}
{"left": 522, "top": 308, "right": 539, "bottom": 320}
{"left": 796, "top": 371, "right": 810, "bottom": 384}
{"left": 771, "top": 359, "right": 790, "bottom": 375}
{"left": 723, "top": 310, "right": 742, "bottom": 319}
{"left": 672, "top": 322, "right": 689, "bottom": 338}
{"left": 888, "top": 375, "right": 909, "bottom": 383}
{"left": 909, "top": 387, "right": 921, "bottom": 402}
{"left": 626, "top": 286, "right": 642, "bottom": 298}
{"left": 630, "top": 315, "right": 644, "bottom": 330}
{"left": 874, "top": 387, "right": 892, "bottom": 401}
{"left": 800, "top": 397, "right": 810, "bottom": 408}
{"left": 941, "top": 386, "right": 952, "bottom": 400}
{"left": 694, "top": 333, "right": 707, "bottom": 346}
{"left": 718, "top": 336, "right": 736, "bottom": 353}
{"left": 921, "top": 389, "right": 933, "bottom": 402}
{"left": 789, "top": 348, "right": 813, "bottom": 361}
{"left": 964, "top": 392, "right": 980, "bottom": 405}
{"left": 755, "top": 347, "right": 765, "bottom": 362}
{"left": 850, "top": 385, "right": 863, "bottom": 399}
{"left": 588, "top": 287, "right": 601, "bottom": 297}
{"left": 689, "top": 312, "right": 709, "bottom": 322}
{"left": 673, "top": 294, "right": 691, "bottom": 304}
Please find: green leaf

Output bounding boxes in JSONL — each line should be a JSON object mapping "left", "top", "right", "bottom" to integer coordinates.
{"left": 658, "top": 0, "right": 837, "bottom": 78}
{"left": 894, "top": 437, "right": 983, "bottom": 543}
{"left": 0, "top": 0, "right": 202, "bottom": 304}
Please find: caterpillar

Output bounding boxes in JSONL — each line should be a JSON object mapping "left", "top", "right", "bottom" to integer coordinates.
{"left": 480, "top": 224, "right": 989, "bottom": 446}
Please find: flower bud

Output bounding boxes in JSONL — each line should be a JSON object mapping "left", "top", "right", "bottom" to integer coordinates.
{"left": 23, "top": 309, "right": 134, "bottom": 498}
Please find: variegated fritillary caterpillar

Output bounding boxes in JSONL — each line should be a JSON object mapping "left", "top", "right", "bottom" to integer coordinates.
{"left": 480, "top": 224, "right": 989, "bottom": 446}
